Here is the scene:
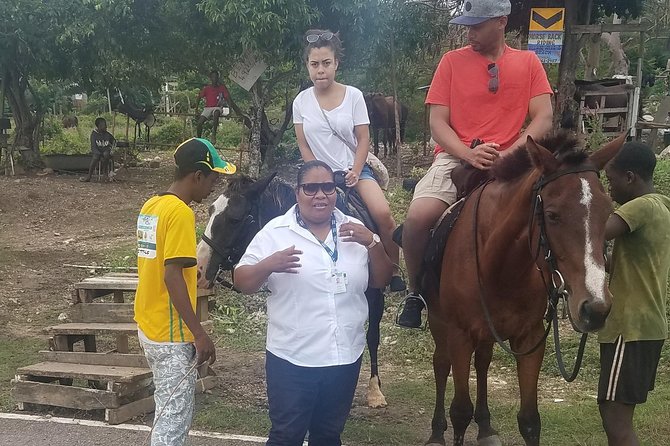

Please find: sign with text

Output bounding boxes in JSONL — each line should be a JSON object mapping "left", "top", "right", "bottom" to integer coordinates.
{"left": 528, "top": 31, "right": 564, "bottom": 64}
{"left": 229, "top": 49, "right": 268, "bottom": 91}
{"left": 528, "top": 8, "right": 565, "bottom": 64}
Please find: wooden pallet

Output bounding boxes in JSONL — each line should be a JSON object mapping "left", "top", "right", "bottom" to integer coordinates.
{"left": 14, "top": 273, "right": 217, "bottom": 424}
{"left": 12, "top": 354, "right": 155, "bottom": 424}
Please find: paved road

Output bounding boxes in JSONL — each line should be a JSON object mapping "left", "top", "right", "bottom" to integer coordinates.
{"left": 0, "top": 414, "right": 267, "bottom": 446}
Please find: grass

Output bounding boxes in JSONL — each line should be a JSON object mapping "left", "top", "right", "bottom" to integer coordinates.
{"left": 193, "top": 398, "right": 271, "bottom": 435}
{"left": 0, "top": 337, "right": 43, "bottom": 411}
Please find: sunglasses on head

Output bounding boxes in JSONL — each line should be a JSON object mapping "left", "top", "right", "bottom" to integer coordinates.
{"left": 487, "top": 63, "right": 499, "bottom": 93}
{"left": 306, "top": 32, "right": 334, "bottom": 43}
{"left": 300, "top": 182, "right": 337, "bottom": 196}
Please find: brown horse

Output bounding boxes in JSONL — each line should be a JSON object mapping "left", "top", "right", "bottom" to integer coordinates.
{"left": 425, "top": 132, "right": 627, "bottom": 446}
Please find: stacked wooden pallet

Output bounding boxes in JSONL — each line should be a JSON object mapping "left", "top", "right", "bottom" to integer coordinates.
{"left": 11, "top": 273, "right": 216, "bottom": 424}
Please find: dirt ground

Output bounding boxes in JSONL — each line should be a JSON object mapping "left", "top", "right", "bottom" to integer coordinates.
{"left": 0, "top": 155, "right": 181, "bottom": 337}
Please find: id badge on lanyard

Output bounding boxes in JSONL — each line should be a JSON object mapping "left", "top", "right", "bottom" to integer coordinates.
{"left": 296, "top": 208, "right": 346, "bottom": 294}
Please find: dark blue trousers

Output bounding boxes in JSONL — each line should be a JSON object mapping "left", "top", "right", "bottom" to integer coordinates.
{"left": 265, "top": 351, "right": 362, "bottom": 446}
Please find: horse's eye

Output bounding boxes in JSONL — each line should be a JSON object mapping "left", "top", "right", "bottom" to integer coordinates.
{"left": 546, "top": 211, "right": 560, "bottom": 222}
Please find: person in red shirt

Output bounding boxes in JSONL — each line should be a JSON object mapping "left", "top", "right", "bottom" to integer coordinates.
{"left": 397, "top": 0, "right": 554, "bottom": 328}
{"left": 196, "top": 70, "right": 231, "bottom": 145}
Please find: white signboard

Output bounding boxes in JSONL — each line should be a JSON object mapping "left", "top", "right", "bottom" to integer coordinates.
{"left": 229, "top": 49, "right": 268, "bottom": 91}
{"left": 528, "top": 31, "right": 564, "bottom": 64}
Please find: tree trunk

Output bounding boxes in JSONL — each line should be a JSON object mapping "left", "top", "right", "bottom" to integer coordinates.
{"left": 555, "top": 0, "right": 590, "bottom": 129}
{"left": 5, "top": 67, "right": 42, "bottom": 167}
{"left": 390, "top": 34, "right": 402, "bottom": 177}
{"left": 601, "top": 15, "right": 629, "bottom": 76}
{"left": 248, "top": 83, "right": 263, "bottom": 177}
{"left": 584, "top": 33, "right": 601, "bottom": 80}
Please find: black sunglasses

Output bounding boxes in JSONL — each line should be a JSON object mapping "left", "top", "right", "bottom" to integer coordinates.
{"left": 299, "top": 182, "right": 337, "bottom": 196}
{"left": 488, "top": 63, "right": 499, "bottom": 93}
{"left": 306, "top": 32, "right": 334, "bottom": 43}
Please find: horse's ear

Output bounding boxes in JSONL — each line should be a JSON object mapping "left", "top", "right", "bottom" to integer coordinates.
{"left": 589, "top": 131, "right": 628, "bottom": 170}
{"left": 245, "top": 172, "right": 277, "bottom": 199}
{"left": 526, "top": 136, "right": 559, "bottom": 174}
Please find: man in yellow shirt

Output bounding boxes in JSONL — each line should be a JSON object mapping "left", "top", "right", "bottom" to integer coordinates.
{"left": 135, "top": 137, "right": 235, "bottom": 446}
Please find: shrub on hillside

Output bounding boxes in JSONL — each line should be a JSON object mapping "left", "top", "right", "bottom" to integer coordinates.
{"left": 153, "top": 120, "right": 188, "bottom": 145}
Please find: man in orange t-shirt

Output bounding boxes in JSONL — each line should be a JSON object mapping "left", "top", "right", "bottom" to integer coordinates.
{"left": 397, "top": 0, "right": 554, "bottom": 328}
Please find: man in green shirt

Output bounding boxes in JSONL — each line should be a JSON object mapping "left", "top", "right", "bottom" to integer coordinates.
{"left": 599, "top": 141, "right": 670, "bottom": 446}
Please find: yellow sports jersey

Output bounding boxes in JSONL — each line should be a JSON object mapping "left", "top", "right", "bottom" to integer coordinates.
{"left": 134, "top": 193, "right": 198, "bottom": 342}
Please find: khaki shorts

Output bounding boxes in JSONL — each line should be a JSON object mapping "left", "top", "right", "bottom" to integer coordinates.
{"left": 412, "top": 152, "right": 459, "bottom": 205}
{"left": 201, "top": 106, "right": 230, "bottom": 118}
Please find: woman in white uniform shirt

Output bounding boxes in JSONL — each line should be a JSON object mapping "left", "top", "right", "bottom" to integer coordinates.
{"left": 234, "top": 160, "right": 392, "bottom": 446}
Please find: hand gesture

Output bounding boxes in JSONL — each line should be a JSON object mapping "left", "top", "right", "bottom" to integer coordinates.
{"left": 339, "top": 222, "right": 373, "bottom": 247}
{"left": 345, "top": 169, "right": 360, "bottom": 188}
{"left": 263, "top": 245, "right": 303, "bottom": 274}
{"left": 467, "top": 142, "right": 500, "bottom": 170}
{"left": 194, "top": 332, "right": 216, "bottom": 365}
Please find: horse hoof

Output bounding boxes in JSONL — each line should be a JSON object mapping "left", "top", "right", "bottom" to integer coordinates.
{"left": 367, "top": 376, "right": 388, "bottom": 408}
{"left": 478, "top": 435, "right": 502, "bottom": 446}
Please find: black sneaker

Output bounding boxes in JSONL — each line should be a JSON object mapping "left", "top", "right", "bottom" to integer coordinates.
{"left": 389, "top": 275, "right": 406, "bottom": 292}
{"left": 396, "top": 293, "right": 425, "bottom": 329}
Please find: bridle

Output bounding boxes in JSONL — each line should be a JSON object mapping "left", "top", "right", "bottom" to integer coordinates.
{"left": 201, "top": 211, "right": 260, "bottom": 290}
{"left": 472, "top": 163, "right": 599, "bottom": 381}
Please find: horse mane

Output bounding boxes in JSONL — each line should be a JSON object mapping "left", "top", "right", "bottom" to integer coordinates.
{"left": 491, "top": 131, "right": 588, "bottom": 182}
{"left": 262, "top": 177, "right": 296, "bottom": 210}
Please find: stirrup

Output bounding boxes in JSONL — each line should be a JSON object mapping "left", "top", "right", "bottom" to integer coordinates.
{"left": 395, "top": 294, "right": 429, "bottom": 331}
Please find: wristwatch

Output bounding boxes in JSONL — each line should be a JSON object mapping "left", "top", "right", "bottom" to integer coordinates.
{"left": 367, "top": 233, "right": 381, "bottom": 249}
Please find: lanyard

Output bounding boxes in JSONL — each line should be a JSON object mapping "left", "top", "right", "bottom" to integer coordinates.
{"left": 295, "top": 208, "right": 338, "bottom": 264}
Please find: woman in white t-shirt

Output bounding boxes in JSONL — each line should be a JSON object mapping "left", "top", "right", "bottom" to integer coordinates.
{"left": 293, "top": 29, "right": 406, "bottom": 292}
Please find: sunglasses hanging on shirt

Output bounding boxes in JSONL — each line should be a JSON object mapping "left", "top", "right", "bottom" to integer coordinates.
{"left": 488, "top": 63, "right": 499, "bottom": 94}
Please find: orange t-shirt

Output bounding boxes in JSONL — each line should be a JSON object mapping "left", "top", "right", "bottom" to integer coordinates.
{"left": 426, "top": 45, "right": 552, "bottom": 154}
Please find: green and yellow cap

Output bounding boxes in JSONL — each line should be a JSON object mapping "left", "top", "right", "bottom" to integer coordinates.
{"left": 174, "top": 138, "right": 236, "bottom": 175}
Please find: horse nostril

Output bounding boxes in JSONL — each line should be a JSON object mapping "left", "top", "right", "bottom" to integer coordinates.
{"left": 580, "top": 300, "right": 610, "bottom": 331}
{"left": 197, "top": 270, "right": 201, "bottom": 279}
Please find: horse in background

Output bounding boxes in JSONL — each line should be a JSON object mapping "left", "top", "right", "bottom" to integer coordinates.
{"left": 424, "top": 132, "right": 627, "bottom": 446}
{"left": 196, "top": 173, "right": 389, "bottom": 408}
{"left": 365, "top": 93, "right": 408, "bottom": 157}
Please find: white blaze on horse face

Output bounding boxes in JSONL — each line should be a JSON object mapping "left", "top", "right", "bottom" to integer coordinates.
{"left": 196, "top": 194, "right": 229, "bottom": 288}
{"left": 580, "top": 178, "right": 606, "bottom": 303}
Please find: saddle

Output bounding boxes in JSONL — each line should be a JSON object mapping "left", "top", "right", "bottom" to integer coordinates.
{"left": 333, "top": 170, "right": 379, "bottom": 234}
{"left": 336, "top": 188, "right": 378, "bottom": 234}
{"left": 392, "top": 172, "right": 489, "bottom": 295}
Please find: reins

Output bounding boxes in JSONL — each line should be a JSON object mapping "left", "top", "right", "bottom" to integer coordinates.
{"left": 472, "top": 165, "right": 599, "bottom": 381}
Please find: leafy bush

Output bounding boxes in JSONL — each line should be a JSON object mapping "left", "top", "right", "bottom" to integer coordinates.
{"left": 153, "top": 119, "right": 188, "bottom": 145}
{"left": 42, "top": 115, "right": 63, "bottom": 141}
{"left": 42, "top": 127, "right": 90, "bottom": 155}
{"left": 82, "top": 92, "right": 109, "bottom": 115}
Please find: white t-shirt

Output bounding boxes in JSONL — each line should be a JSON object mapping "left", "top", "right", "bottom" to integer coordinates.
{"left": 235, "top": 205, "right": 369, "bottom": 367}
{"left": 293, "top": 85, "right": 370, "bottom": 171}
